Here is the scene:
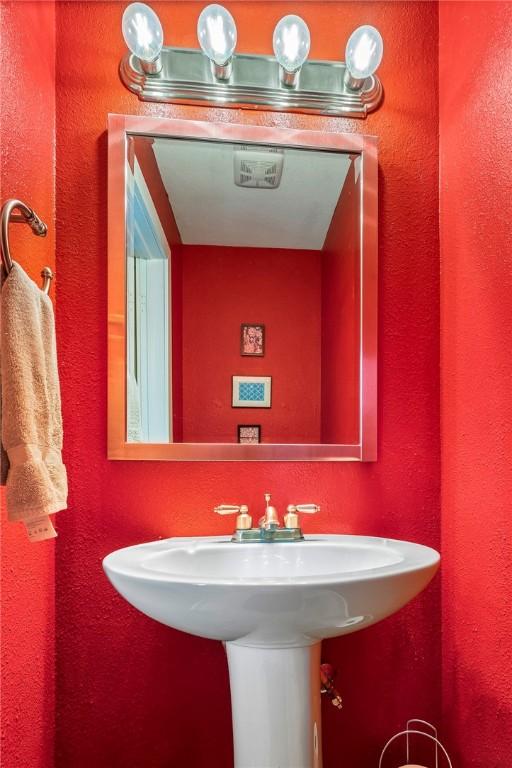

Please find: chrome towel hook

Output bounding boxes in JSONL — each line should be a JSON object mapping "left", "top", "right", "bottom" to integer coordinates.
{"left": 0, "top": 198, "right": 53, "bottom": 294}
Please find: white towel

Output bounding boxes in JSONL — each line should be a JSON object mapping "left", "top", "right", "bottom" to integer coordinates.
{"left": 0, "top": 262, "right": 67, "bottom": 541}
{"left": 127, "top": 371, "right": 142, "bottom": 442}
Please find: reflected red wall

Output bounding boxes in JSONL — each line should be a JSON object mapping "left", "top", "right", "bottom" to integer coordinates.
{"left": 321, "top": 160, "right": 360, "bottom": 444}
{"left": 0, "top": 3, "right": 56, "bottom": 767}
{"left": 439, "top": 2, "right": 512, "bottom": 763}
{"left": 55, "top": 3, "right": 440, "bottom": 767}
{"left": 131, "top": 138, "right": 182, "bottom": 248}
{"left": 180, "top": 244, "right": 321, "bottom": 443}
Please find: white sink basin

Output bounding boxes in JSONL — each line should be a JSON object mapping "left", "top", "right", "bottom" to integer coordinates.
{"left": 103, "top": 534, "right": 439, "bottom": 646}
{"left": 103, "top": 535, "right": 439, "bottom": 768}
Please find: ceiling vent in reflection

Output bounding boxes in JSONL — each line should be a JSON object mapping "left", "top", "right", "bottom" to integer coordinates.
{"left": 234, "top": 146, "right": 284, "bottom": 189}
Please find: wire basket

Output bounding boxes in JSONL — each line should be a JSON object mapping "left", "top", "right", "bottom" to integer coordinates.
{"left": 379, "top": 720, "right": 452, "bottom": 768}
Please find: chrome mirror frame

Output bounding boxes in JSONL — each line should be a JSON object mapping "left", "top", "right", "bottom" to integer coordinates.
{"left": 107, "top": 114, "right": 377, "bottom": 461}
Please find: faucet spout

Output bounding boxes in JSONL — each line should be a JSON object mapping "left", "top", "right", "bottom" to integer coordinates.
{"left": 259, "top": 492, "right": 280, "bottom": 530}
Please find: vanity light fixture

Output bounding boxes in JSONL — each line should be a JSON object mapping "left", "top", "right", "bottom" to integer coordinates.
{"left": 119, "top": 3, "right": 384, "bottom": 118}
{"left": 272, "top": 15, "right": 311, "bottom": 88}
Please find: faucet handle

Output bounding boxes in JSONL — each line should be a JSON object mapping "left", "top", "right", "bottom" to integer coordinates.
{"left": 284, "top": 503, "right": 320, "bottom": 529}
{"left": 215, "top": 504, "right": 245, "bottom": 515}
{"left": 214, "top": 504, "right": 252, "bottom": 530}
{"left": 287, "top": 504, "right": 320, "bottom": 514}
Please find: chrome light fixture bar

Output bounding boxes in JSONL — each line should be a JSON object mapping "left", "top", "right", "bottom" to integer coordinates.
{"left": 120, "top": 3, "right": 384, "bottom": 118}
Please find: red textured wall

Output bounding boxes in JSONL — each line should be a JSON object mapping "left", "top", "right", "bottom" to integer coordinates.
{"left": 0, "top": 3, "right": 56, "bottom": 767}
{"left": 55, "top": 3, "right": 440, "bottom": 767}
{"left": 439, "top": 2, "right": 512, "bottom": 764}
{"left": 181, "top": 244, "right": 321, "bottom": 443}
{"left": 321, "top": 160, "right": 360, "bottom": 444}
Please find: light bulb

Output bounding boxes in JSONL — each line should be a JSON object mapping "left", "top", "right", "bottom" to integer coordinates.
{"left": 345, "top": 25, "right": 383, "bottom": 81}
{"left": 273, "top": 15, "right": 310, "bottom": 74}
{"left": 122, "top": 3, "right": 163, "bottom": 62}
{"left": 197, "top": 4, "right": 237, "bottom": 78}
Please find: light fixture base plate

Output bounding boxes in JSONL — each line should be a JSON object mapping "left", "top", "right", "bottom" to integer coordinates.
{"left": 120, "top": 48, "right": 383, "bottom": 118}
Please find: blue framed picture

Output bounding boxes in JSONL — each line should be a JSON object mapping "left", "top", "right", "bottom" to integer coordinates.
{"left": 232, "top": 376, "right": 272, "bottom": 408}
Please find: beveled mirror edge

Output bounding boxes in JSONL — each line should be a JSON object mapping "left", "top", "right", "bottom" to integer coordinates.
{"left": 107, "top": 113, "right": 377, "bottom": 462}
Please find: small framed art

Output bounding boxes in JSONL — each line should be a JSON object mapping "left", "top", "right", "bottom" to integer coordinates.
{"left": 240, "top": 324, "right": 265, "bottom": 356}
{"left": 237, "top": 425, "right": 261, "bottom": 444}
{"left": 232, "top": 376, "right": 272, "bottom": 408}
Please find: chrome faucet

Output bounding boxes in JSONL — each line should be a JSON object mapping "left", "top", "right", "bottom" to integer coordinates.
{"left": 214, "top": 493, "right": 320, "bottom": 543}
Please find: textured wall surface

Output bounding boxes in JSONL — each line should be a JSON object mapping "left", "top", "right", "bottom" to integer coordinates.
{"left": 0, "top": 3, "right": 56, "bottom": 767}
{"left": 55, "top": 2, "right": 440, "bottom": 767}
{"left": 439, "top": 3, "right": 512, "bottom": 765}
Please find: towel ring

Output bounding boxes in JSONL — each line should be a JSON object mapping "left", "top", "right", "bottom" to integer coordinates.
{"left": 0, "top": 198, "right": 53, "bottom": 295}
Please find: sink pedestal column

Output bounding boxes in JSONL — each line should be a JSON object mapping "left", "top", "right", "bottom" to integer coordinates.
{"left": 226, "top": 641, "right": 322, "bottom": 768}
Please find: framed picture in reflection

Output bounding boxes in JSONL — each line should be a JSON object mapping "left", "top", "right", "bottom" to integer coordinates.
{"left": 232, "top": 376, "right": 272, "bottom": 408}
{"left": 240, "top": 324, "right": 265, "bottom": 356}
{"left": 237, "top": 425, "right": 261, "bottom": 444}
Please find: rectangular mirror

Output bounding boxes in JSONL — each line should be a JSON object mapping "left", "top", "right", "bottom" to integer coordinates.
{"left": 108, "top": 115, "right": 377, "bottom": 460}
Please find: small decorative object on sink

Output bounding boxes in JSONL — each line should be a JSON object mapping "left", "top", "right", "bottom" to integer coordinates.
{"left": 104, "top": 509, "right": 440, "bottom": 768}
{"left": 215, "top": 492, "right": 320, "bottom": 542}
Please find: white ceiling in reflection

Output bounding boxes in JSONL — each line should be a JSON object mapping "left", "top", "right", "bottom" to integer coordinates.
{"left": 152, "top": 138, "right": 352, "bottom": 250}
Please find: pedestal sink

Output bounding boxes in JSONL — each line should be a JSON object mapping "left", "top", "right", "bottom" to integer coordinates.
{"left": 103, "top": 535, "right": 439, "bottom": 768}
